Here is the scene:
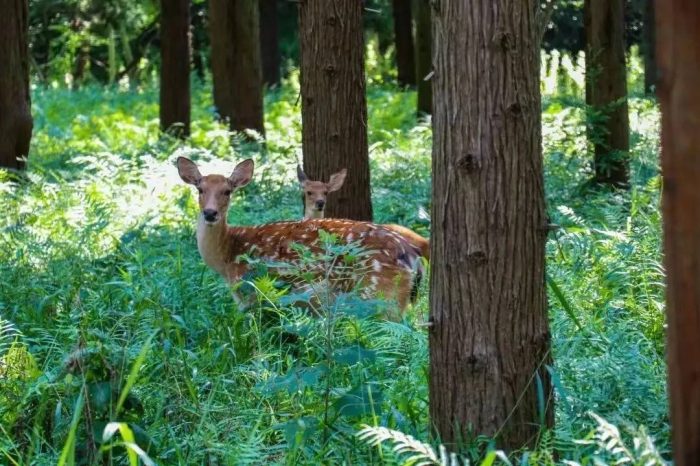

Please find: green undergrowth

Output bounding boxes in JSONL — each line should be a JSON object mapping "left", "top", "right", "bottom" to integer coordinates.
{"left": 1, "top": 55, "right": 667, "bottom": 465}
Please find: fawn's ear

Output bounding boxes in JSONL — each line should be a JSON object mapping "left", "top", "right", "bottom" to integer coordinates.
{"left": 297, "top": 165, "right": 308, "bottom": 185}
{"left": 229, "top": 159, "right": 254, "bottom": 188}
{"left": 177, "top": 157, "right": 202, "bottom": 185}
{"left": 327, "top": 168, "right": 347, "bottom": 192}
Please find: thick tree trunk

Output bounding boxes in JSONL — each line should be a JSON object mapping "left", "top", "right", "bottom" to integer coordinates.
{"left": 299, "top": 0, "right": 372, "bottom": 221}
{"left": 429, "top": 0, "right": 553, "bottom": 450}
{"left": 0, "top": 0, "right": 32, "bottom": 170}
{"left": 392, "top": 0, "right": 415, "bottom": 87}
{"left": 260, "top": 0, "right": 281, "bottom": 87}
{"left": 585, "top": 0, "right": 630, "bottom": 187}
{"left": 642, "top": 0, "right": 656, "bottom": 94}
{"left": 209, "top": 0, "right": 265, "bottom": 134}
{"left": 657, "top": 2, "right": 700, "bottom": 465}
{"left": 414, "top": 0, "right": 432, "bottom": 115}
{"left": 160, "top": 0, "right": 191, "bottom": 137}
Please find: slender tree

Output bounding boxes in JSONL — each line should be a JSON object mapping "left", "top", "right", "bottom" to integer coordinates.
{"left": 392, "top": 0, "right": 415, "bottom": 87}
{"left": 642, "top": 0, "right": 656, "bottom": 94}
{"left": 160, "top": 0, "right": 191, "bottom": 137}
{"left": 430, "top": 0, "right": 553, "bottom": 450}
{"left": 298, "top": 0, "right": 372, "bottom": 221}
{"left": 414, "top": 0, "right": 432, "bottom": 114}
{"left": 585, "top": 0, "right": 630, "bottom": 187}
{"left": 0, "top": 0, "right": 32, "bottom": 170}
{"left": 260, "top": 0, "right": 281, "bottom": 87}
{"left": 657, "top": 2, "right": 700, "bottom": 465}
{"left": 209, "top": 0, "right": 264, "bottom": 134}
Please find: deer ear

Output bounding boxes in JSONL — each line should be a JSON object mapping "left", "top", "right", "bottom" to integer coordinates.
{"left": 229, "top": 159, "right": 254, "bottom": 188}
{"left": 297, "top": 165, "right": 308, "bottom": 185}
{"left": 177, "top": 157, "right": 202, "bottom": 185}
{"left": 327, "top": 168, "right": 347, "bottom": 192}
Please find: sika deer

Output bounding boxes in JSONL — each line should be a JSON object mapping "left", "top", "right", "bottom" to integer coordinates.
{"left": 296, "top": 165, "right": 430, "bottom": 260}
{"left": 177, "top": 157, "right": 422, "bottom": 313}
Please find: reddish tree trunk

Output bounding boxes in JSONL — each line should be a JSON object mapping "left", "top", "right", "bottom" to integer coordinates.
{"left": 657, "top": 2, "right": 700, "bottom": 465}
{"left": 392, "top": 0, "right": 415, "bottom": 87}
{"left": 259, "top": 0, "right": 281, "bottom": 87}
{"left": 0, "top": 0, "right": 32, "bottom": 170}
{"left": 209, "top": 0, "right": 265, "bottom": 134}
{"left": 414, "top": 0, "right": 432, "bottom": 115}
{"left": 429, "top": 0, "right": 553, "bottom": 450}
{"left": 584, "top": 0, "right": 630, "bottom": 187}
{"left": 299, "top": 0, "right": 372, "bottom": 221}
{"left": 160, "top": 0, "right": 191, "bottom": 137}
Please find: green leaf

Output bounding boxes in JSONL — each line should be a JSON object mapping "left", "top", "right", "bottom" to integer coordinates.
{"left": 116, "top": 331, "right": 157, "bottom": 415}
{"left": 57, "top": 390, "right": 84, "bottom": 466}
{"left": 280, "top": 416, "right": 319, "bottom": 449}
{"left": 333, "top": 384, "right": 383, "bottom": 418}
{"left": 333, "top": 345, "right": 377, "bottom": 366}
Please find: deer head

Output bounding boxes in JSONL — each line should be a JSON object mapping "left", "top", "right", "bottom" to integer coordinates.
{"left": 177, "top": 157, "right": 254, "bottom": 225}
{"left": 297, "top": 165, "right": 347, "bottom": 219}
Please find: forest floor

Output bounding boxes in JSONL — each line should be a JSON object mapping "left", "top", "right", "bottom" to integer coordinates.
{"left": 0, "top": 65, "right": 667, "bottom": 464}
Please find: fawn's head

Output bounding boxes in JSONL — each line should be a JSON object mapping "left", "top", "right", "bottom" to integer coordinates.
{"left": 177, "top": 157, "right": 254, "bottom": 225}
{"left": 296, "top": 165, "right": 347, "bottom": 218}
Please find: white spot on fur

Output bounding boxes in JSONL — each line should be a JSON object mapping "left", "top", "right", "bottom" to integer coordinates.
{"left": 372, "top": 260, "right": 382, "bottom": 272}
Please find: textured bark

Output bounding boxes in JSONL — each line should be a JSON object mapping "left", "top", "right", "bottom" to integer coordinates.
{"left": 657, "top": 2, "right": 700, "bottom": 465}
{"left": 414, "top": 0, "right": 432, "bottom": 115}
{"left": 209, "top": 0, "right": 265, "bottom": 134}
{"left": 392, "top": 0, "right": 415, "bottom": 87}
{"left": 643, "top": 0, "right": 656, "bottom": 94}
{"left": 299, "top": 0, "right": 372, "bottom": 221}
{"left": 260, "top": 0, "right": 281, "bottom": 87}
{"left": 160, "top": 0, "right": 191, "bottom": 137}
{"left": 429, "top": 0, "right": 553, "bottom": 450}
{"left": 585, "top": 0, "right": 630, "bottom": 187}
{"left": 0, "top": 0, "right": 32, "bottom": 170}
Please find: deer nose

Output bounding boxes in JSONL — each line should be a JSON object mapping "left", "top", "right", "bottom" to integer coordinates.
{"left": 315, "top": 200, "right": 325, "bottom": 210}
{"left": 202, "top": 209, "right": 219, "bottom": 222}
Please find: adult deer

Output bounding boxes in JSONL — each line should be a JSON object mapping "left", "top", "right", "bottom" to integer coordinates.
{"left": 177, "top": 157, "right": 422, "bottom": 313}
{"left": 297, "top": 165, "right": 430, "bottom": 260}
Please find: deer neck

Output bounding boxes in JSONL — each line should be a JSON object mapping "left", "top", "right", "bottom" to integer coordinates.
{"left": 304, "top": 208, "right": 325, "bottom": 220}
{"left": 196, "top": 214, "right": 236, "bottom": 278}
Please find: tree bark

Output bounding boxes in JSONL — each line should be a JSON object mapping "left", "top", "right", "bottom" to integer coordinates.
{"left": 160, "top": 0, "right": 191, "bottom": 137}
{"left": 642, "top": 0, "right": 656, "bottom": 94}
{"left": 209, "top": 0, "right": 265, "bottom": 134}
{"left": 392, "top": 0, "right": 415, "bottom": 87}
{"left": 299, "top": 0, "right": 372, "bottom": 221}
{"left": 657, "top": 2, "right": 700, "bottom": 465}
{"left": 429, "top": 0, "right": 553, "bottom": 450}
{"left": 0, "top": 0, "right": 32, "bottom": 170}
{"left": 414, "top": 0, "right": 432, "bottom": 115}
{"left": 585, "top": 0, "right": 630, "bottom": 187}
{"left": 260, "top": 0, "right": 281, "bottom": 87}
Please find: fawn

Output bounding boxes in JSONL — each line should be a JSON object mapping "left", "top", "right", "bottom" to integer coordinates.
{"left": 296, "top": 165, "right": 430, "bottom": 260}
{"left": 177, "top": 157, "right": 422, "bottom": 313}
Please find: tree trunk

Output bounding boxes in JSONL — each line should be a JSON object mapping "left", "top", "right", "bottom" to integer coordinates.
{"left": 0, "top": 0, "right": 32, "bottom": 170}
{"left": 299, "top": 0, "right": 372, "bottom": 221}
{"left": 260, "top": 0, "right": 281, "bottom": 87}
{"left": 160, "top": 0, "right": 191, "bottom": 137}
{"left": 392, "top": 0, "right": 415, "bottom": 88}
{"left": 642, "top": 0, "right": 656, "bottom": 94}
{"left": 414, "top": 0, "right": 432, "bottom": 115}
{"left": 209, "top": 0, "right": 265, "bottom": 134}
{"left": 191, "top": 1, "right": 207, "bottom": 83}
{"left": 585, "top": 0, "right": 630, "bottom": 187}
{"left": 429, "top": 0, "right": 553, "bottom": 450}
{"left": 657, "top": 2, "right": 700, "bottom": 465}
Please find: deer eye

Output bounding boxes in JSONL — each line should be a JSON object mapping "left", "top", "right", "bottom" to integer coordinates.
{"left": 197, "top": 187, "right": 203, "bottom": 194}
{"left": 223, "top": 190, "right": 232, "bottom": 196}
{"left": 306, "top": 191, "right": 312, "bottom": 196}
